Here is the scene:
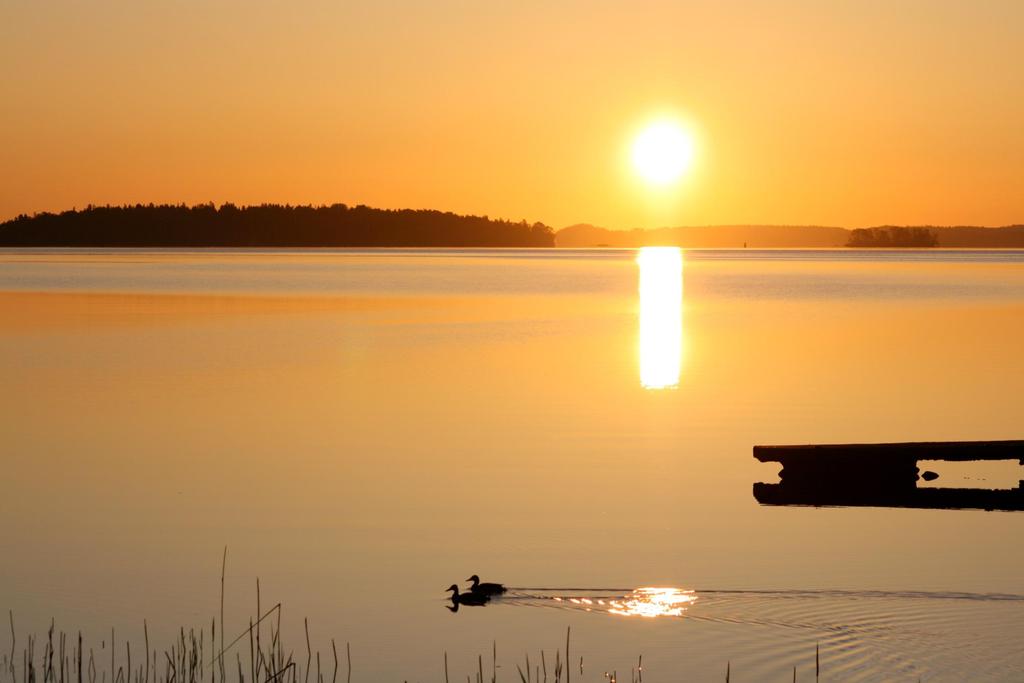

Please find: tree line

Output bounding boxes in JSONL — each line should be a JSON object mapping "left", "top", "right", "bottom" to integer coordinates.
{"left": 846, "top": 226, "right": 938, "bottom": 247}
{"left": 0, "top": 203, "right": 556, "bottom": 247}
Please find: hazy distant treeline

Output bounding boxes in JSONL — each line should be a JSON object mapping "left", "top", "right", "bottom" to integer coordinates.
{"left": 556, "top": 223, "right": 1024, "bottom": 248}
{"left": 556, "top": 223, "right": 848, "bottom": 247}
{"left": 0, "top": 203, "right": 556, "bottom": 247}
{"left": 846, "top": 226, "right": 938, "bottom": 247}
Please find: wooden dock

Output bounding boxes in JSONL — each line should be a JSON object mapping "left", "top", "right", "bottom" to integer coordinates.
{"left": 753, "top": 440, "right": 1024, "bottom": 511}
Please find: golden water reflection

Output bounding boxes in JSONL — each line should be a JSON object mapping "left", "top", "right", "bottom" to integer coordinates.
{"left": 554, "top": 587, "right": 698, "bottom": 618}
{"left": 637, "top": 247, "right": 683, "bottom": 389}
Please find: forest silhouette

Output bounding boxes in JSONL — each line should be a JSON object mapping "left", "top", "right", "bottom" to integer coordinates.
{"left": 846, "top": 226, "right": 938, "bottom": 247}
{"left": 5, "top": 204, "right": 1024, "bottom": 249}
{"left": 0, "top": 203, "right": 555, "bottom": 247}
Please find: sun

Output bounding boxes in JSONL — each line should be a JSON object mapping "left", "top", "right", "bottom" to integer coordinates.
{"left": 631, "top": 120, "right": 695, "bottom": 185}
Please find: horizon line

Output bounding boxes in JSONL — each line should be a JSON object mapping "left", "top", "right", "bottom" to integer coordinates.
{"left": 3, "top": 201, "right": 1023, "bottom": 233}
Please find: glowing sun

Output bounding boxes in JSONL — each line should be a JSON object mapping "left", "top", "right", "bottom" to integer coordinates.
{"left": 631, "top": 121, "right": 695, "bottom": 185}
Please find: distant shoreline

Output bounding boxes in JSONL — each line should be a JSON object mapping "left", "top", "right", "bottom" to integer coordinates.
{"left": 3, "top": 203, "right": 1023, "bottom": 249}
{"left": 556, "top": 223, "right": 1024, "bottom": 249}
{"left": 0, "top": 203, "right": 556, "bottom": 248}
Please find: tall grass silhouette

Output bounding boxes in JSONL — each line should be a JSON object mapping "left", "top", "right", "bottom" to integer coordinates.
{"left": 0, "top": 552, "right": 835, "bottom": 682}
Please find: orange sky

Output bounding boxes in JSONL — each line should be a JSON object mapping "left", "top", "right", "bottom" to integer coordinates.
{"left": 2, "top": 1, "right": 1022, "bottom": 229}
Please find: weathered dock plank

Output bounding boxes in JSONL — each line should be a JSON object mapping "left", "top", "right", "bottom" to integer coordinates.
{"left": 753, "top": 482, "right": 1024, "bottom": 512}
{"left": 754, "top": 440, "right": 1024, "bottom": 464}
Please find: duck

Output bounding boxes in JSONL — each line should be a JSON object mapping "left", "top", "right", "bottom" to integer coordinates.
{"left": 466, "top": 574, "right": 507, "bottom": 597}
{"left": 446, "top": 584, "right": 490, "bottom": 606}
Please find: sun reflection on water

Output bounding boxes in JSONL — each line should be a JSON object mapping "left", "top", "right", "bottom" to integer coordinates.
{"left": 608, "top": 587, "right": 698, "bottom": 617}
{"left": 551, "top": 587, "right": 697, "bottom": 618}
{"left": 637, "top": 247, "right": 683, "bottom": 389}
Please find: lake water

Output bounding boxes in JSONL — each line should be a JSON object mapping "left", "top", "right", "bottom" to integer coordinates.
{"left": 2, "top": 248, "right": 1023, "bottom": 682}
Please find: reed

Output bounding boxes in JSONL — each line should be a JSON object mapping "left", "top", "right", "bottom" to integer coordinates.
{"left": 564, "top": 628, "right": 569, "bottom": 683}
{"left": 219, "top": 549, "right": 226, "bottom": 683}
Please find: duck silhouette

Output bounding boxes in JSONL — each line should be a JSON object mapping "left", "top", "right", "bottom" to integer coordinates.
{"left": 446, "top": 584, "right": 490, "bottom": 607}
{"left": 466, "top": 574, "right": 507, "bottom": 597}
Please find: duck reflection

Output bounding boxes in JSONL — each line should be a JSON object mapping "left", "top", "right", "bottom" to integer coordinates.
{"left": 637, "top": 247, "right": 683, "bottom": 390}
{"left": 446, "top": 584, "right": 489, "bottom": 612}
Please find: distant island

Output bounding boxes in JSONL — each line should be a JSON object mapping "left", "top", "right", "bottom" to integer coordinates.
{"left": 0, "top": 203, "right": 555, "bottom": 248}
{"left": 3, "top": 204, "right": 1024, "bottom": 249}
{"left": 555, "top": 223, "right": 1024, "bottom": 248}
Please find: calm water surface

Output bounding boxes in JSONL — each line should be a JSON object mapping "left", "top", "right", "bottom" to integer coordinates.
{"left": 2, "top": 249, "right": 1023, "bottom": 681}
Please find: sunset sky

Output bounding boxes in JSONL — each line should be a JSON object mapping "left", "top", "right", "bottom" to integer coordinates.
{"left": 2, "top": 1, "right": 1022, "bottom": 229}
